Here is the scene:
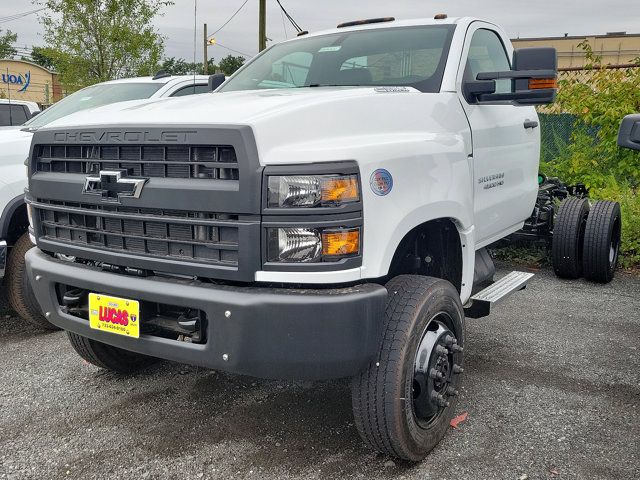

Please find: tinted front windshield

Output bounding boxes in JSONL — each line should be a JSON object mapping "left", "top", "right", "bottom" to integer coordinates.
{"left": 220, "top": 25, "right": 455, "bottom": 93}
{"left": 23, "top": 82, "right": 163, "bottom": 128}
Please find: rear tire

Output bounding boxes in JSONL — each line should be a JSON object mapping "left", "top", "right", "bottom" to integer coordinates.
{"left": 351, "top": 275, "right": 465, "bottom": 462}
{"left": 6, "top": 233, "right": 59, "bottom": 330}
{"left": 552, "top": 197, "right": 590, "bottom": 279}
{"left": 67, "top": 332, "right": 158, "bottom": 374}
{"left": 582, "top": 200, "right": 621, "bottom": 283}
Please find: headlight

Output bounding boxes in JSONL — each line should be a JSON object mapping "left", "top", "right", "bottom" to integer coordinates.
{"left": 267, "top": 227, "right": 360, "bottom": 263}
{"left": 267, "top": 174, "right": 359, "bottom": 208}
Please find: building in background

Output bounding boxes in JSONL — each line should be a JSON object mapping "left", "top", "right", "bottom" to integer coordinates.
{"left": 512, "top": 32, "right": 640, "bottom": 68}
{"left": 0, "top": 59, "right": 62, "bottom": 107}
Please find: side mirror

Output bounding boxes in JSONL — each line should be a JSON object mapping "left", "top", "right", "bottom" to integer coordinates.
{"left": 463, "top": 47, "right": 558, "bottom": 105}
{"left": 208, "top": 73, "right": 226, "bottom": 91}
{"left": 618, "top": 114, "right": 640, "bottom": 151}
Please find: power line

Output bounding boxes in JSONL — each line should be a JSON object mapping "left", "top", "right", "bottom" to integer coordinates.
{"left": 209, "top": 0, "right": 249, "bottom": 38}
{"left": 274, "top": 0, "right": 302, "bottom": 33}
{"left": 0, "top": 7, "right": 47, "bottom": 24}
{"left": 215, "top": 42, "right": 251, "bottom": 57}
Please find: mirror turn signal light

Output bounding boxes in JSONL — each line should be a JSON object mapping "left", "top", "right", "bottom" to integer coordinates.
{"left": 322, "top": 228, "right": 360, "bottom": 256}
{"left": 529, "top": 78, "right": 557, "bottom": 89}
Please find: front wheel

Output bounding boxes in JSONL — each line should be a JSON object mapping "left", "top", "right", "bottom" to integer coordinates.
{"left": 6, "top": 233, "right": 59, "bottom": 330}
{"left": 351, "top": 275, "right": 465, "bottom": 461}
{"left": 67, "top": 332, "right": 158, "bottom": 374}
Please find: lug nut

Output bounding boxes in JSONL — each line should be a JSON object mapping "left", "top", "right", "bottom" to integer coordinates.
{"left": 429, "top": 368, "right": 444, "bottom": 381}
{"left": 444, "top": 336, "right": 457, "bottom": 347}
{"left": 451, "top": 344, "right": 464, "bottom": 353}
{"left": 446, "top": 386, "right": 459, "bottom": 397}
{"left": 431, "top": 391, "right": 450, "bottom": 407}
{"left": 435, "top": 345, "right": 449, "bottom": 356}
{"left": 452, "top": 364, "right": 464, "bottom": 374}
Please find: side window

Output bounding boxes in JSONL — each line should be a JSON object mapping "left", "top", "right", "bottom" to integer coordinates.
{"left": 464, "top": 29, "right": 512, "bottom": 95}
{"left": 0, "top": 105, "right": 10, "bottom": 126}
{"left": 171, "top": 84, "right": 210, "bottom": 97}
{"left": 0, "top": 105, "right": 29, "bottom": 125}
{"left": 10, "top": 105, "right": 28, "bottom": 125}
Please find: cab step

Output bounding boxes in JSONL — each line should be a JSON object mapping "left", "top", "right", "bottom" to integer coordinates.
{"left": 464, "top": 271, "right": 534, "bottom": 319}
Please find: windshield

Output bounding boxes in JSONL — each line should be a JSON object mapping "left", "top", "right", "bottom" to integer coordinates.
{"left": 23, "top": 82, "right": 164, "bottom": 128}
{"left": 220, "top": 25, "right": 455, "bottom": 93}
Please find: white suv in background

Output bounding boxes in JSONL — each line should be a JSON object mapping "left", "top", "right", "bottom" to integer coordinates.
{"left": 0, "top": 99, "right": 40, "bottom": 127}
{"left": 0, "top": 73, "right": 210, "bottom": 329}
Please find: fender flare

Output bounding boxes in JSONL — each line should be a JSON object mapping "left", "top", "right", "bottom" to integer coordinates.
{"left": 0, "top": 194, "right": 26, "bottom": 240}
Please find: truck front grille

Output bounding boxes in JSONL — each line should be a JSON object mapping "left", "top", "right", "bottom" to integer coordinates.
{"left": 34, "top": 200, "right": 240, "bottom": 266}
{"left": 34, "top": 144, "right": 239, "bottom": 180}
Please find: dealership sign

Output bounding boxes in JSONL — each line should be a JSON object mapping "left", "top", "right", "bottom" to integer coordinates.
{"left": 1, "top": 71, "right": 31, "bottom": 92}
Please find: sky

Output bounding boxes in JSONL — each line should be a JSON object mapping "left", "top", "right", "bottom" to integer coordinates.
{"left": 1, "top": 0, "right": 639, "bottom": 62}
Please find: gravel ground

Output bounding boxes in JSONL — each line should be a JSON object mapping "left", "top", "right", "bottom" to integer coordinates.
{"left": 0, "top": 265, "right": 638, "bottom": 480}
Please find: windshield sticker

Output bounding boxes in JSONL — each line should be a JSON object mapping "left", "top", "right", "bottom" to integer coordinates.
{"left": 370, "top": 169, "right": 393, "bottom": 196}
{"left": 318, "top": 46, "right": 342, "bottom": 53}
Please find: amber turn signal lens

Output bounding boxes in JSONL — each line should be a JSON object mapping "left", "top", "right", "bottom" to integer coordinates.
{"left": 529, "top": 78, "right": 557, "bottom": 90}
{"left": 322, "top": 228, "right": 360, "bottom": 256}
{"left": 320, "top": 176, "right": 359, "bottom": 204}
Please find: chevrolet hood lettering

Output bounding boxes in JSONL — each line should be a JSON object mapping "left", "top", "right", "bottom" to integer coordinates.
{"left": 83, "top": 170, "right": 147, "bottom": 203}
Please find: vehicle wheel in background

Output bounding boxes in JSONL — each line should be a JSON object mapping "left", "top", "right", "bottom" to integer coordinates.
{"left": 67, "top": 332, "right": 159, "bottom": 374}
{"left": 552, "top": 197, "right": 590, "bottom": 279}
{"left": 351, "top": 275, "right": 465, "bottom": 461}
{"left": 582, "top": 200, "right": 621, "bottom": 283}
{"left": 6, "top": 233, "right": 59, "bottom": 330}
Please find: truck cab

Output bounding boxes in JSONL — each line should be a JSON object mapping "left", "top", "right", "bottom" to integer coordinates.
{"left": 24, "top": 16, "right": 557, "bottom": 461}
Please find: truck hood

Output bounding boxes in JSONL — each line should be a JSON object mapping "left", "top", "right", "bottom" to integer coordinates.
{"left": 40, "top": 87, "right": 471, "bottom": 166}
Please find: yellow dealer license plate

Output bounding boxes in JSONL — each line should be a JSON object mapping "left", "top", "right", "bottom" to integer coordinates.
{"left": 89, "top": 293, "right": 140, "bottom": 339}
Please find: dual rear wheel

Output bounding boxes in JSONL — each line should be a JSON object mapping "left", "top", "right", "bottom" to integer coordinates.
{"left": 552, "top": 198, "right": 621, "bottom": 283}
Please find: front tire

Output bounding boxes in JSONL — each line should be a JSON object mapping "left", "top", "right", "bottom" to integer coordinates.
{"left": 351, "top": 275, "right": 465, "bottom": 461}
{"left": 67, "top": 332, "right": 158, "bottom": 374}
{"left": 6, "top": 233, "right": 59, "bottom": 330}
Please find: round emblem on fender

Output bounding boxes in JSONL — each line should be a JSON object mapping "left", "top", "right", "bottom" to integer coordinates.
{"left": 369, "top": 169, "right": 393, "bottom": 196}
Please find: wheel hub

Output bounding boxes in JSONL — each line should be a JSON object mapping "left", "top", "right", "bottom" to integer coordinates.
{"left": 412, "top": 318, "right": 463, "bottom": 426}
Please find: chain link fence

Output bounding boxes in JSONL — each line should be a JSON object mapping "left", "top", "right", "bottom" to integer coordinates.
{"left": 538, "top": 64, "right": 640, "bottom": 162}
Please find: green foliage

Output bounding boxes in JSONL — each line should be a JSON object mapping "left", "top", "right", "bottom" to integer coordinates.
{"left": 0, "top": 29, "right": 17, "bottom": 59}
{"left": 550, "top": 42, "right": 640, "bottom": 188}
{"left": 40, "top": 0, "right": 173, "bottom": 90}
{"left": 540, "top": 41, "right": 640, "bottom": 266}
{"left": 218, "top": 55, "right": 245, "bottom": 76}
{"left": 28, "top": 46, "right": 57, "bottom": 70}
{"left": 159, "top": 57, "right": 217, "bottom": 76}
{"left": 158, "top": 54, "right": 244, "bottom": 77}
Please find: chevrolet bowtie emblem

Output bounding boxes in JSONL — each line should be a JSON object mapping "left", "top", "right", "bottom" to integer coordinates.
{"left": 83, "top": 170, "right": 147, "bottom": 203}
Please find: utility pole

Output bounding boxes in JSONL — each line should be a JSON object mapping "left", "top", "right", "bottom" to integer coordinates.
{"left": 203, "top": 23, "right": 208, "bottom": 74}
{"left": 258, "top": 0, "right": 266, "bottom": 52}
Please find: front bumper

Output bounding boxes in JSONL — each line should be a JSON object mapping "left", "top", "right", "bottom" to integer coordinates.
{"left": 26, "top": 249, "right": 387, "bottom": 380}
{"left": 0, "top": 240, "right": 6, "bottom": 278}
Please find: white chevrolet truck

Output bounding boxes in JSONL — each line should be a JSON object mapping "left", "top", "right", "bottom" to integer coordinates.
{"left": 23, "top": 16, "right": 621, "bottom": 460}
{"left": 0, "top": 74, "right": 209, "bottom": 329}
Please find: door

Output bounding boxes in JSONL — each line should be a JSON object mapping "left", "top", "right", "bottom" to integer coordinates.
{"left": 457, "top": 24, "right": 540, "bottom": 245}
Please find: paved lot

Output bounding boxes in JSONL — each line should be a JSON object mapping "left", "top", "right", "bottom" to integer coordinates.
{"left": 0, "top": 265, "right": 638, "bottom": 480}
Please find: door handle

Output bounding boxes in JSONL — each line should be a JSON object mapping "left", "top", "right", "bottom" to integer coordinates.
{"left": 523, "top": 120, "right": 539, "bottom": 129}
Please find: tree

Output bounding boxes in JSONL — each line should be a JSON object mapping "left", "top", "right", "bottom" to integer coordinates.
{"left": 159, "top": 57, "right": 217, "bottom": 76}
{"left": 40, "top": 0, "right": 173, "bottom": 89}
{"left": 218, "top": 55, "right": 245, "bottom": 75}
{"left": 0, "top": 29, "right": 17, "bottom": 59}
{"left": 28, "top": 46, "right": 57, "bottom": 70}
